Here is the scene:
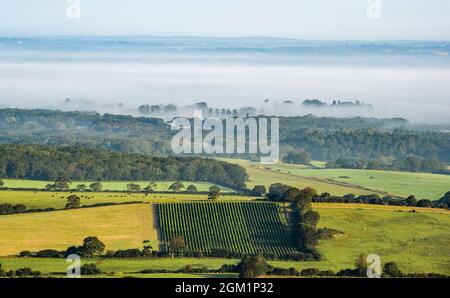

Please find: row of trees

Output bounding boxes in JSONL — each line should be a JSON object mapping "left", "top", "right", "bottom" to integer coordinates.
{"left": 313, "top": 192, "right": 450, "bottom": 209}
{"left": 0, "top": 144, "right": 248, "bottom": 188}
{"left": 267, "top": 183, "right": 450, "bottom": 209}
{"left": 235, "top": 253, "right": 448, "bottom": 278}
{"left": 326, "top": 156, "right": 448, "bottom": 174}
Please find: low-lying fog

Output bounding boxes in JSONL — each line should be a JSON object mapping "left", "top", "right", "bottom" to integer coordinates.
{"left": 0, "top": 37, "right": 449, "bottom": 124}
{"left": 1, "top": 62, "right": 449, "bottom": 123}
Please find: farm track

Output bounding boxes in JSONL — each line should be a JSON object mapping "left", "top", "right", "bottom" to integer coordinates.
{"left": 253, "top": 165, "right": 395, "bottom": 197}
{"left": 151, "top": 204, "right": 162, "bottom": 250}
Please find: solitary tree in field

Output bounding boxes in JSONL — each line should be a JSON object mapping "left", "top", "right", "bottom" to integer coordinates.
{"left": 89, "top": 182, "right": 103, "bottom": 192}
{"left": 144, "top": 181, "right": 157, "bottom": 192}
{"left": 55, "top": 177, "right": 71, "bottom": 190}
{"left": 186, "top": 185, "right": 198, "bottom": 193}
{"left": 65, "top": 195, "right": 81, "bottom": 209}
{"left": 169, "top": 236, "right": 186, "bottom": 257}
{"left": 76, "top": 184, "right": 87, "bottom": 191}
{"left": 0, "top": 178, "right": 4, "bottom": 188}
{"left": 169, "top": 181, "right": 185, "bottom": 192}
{"left": 383, "top": 262, "right": 402, "bottom": 277}
{"left": 126, "top": 183, "right": 141, "bottom": 192}
{"left": 82, "top": 236, "right": 105, "bottom": 258}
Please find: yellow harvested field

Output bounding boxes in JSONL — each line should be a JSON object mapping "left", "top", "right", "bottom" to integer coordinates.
{"left": 0, "top": 204, "right": 155, "bottom": 256}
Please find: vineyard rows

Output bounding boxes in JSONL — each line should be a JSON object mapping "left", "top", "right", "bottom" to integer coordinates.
{"left": 158, "top": 201, "right": 297, "bottom": 255}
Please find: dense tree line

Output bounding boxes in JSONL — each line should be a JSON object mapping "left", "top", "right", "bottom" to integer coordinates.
{"left": 326, "top": 156, "right": 449, "bottom": 174}
{"left": 0, "top": 144, "right": 248, "bottom": 188}
{"left": 268, "top": 183, "right": 450, "bottom": 209}
{"left": 281, "top": 127, "right": 450, "bottom": 163}
{"left": 313, "top": 192, "right": 450, "bottom": 209}
{"left": 266, "top": 184, "right": 321, "bottom": 257}
{"left": 282, "top": 150, "right": 311, "bottom": 165}
{"left": 1, "top": 109, "right": 449, "bottom": 164}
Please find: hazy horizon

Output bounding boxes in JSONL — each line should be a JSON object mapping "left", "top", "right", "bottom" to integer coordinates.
{"left": 0, "top": 36, "right": 449, "bottom": 124}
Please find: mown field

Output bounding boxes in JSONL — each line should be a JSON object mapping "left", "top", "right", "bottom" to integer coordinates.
{"left": 159, "top": 202, "right": 296, "bottom": 255}
{"left": 0, "top": 204, "right": 156, "bottom": 256}
{"left": 221, "top": 159, "right": 450, "bottom": 199}
{"left": 0, "top": 200, "right": 449, "bottom": 275}
{"left": 1, "top": 179, "right": 234, "bottom": 193}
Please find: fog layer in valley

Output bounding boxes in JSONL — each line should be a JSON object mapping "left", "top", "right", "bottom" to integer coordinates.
{"left": 1, "top": 62, "right": 449, "bottom": 123}
{"left": 0, "top": 37, "right": 449, "bottom": 123}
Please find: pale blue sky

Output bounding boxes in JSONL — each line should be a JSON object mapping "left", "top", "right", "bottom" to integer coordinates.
{"left": 1, "top": 0, "right": 450, "bottom": 40}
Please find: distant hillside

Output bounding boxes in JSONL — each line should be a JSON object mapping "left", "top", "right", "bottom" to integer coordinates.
{"left": 1, "top": 109, "right": 449, "bottom": 163}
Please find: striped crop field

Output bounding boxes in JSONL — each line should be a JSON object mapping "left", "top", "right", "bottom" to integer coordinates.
{"left": 158, "top": 202, "right": 297, "bottom": 256}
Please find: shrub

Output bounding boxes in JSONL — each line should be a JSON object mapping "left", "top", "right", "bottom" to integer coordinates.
{"left": 36, "top": 249, "right": 64, "bottom": 258}
{"left": 300, "top": 268, "right": 320, "bottom": 276}
{"left": 80, "top": 263, "right": 102, "bottom": 275}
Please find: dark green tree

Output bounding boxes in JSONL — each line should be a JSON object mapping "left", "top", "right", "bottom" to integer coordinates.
{"left": 89, "top": 182, "right": 103, "bottom": 192}
{"left": 82, "top": 236, "right": 105, "bottom": 258}
{"left": 383, "top": 262, "right": 402, "bottom": 277}
{"left": 169, "top": 236, "right": 186, "bottom": 257}
{"left": 169, "top": 181, "right": 185, "bottom": 192}
{"left": 65, "top": 195, "right": 81, "bottom": 209}
{"left": 186, "top": 185, "right": 198, "bottom": 193}
{"left": 251, "top": 185, "right": 266, "bottom": 196}
{"left": 237, "top": 255, "right": 272, "bottom": 278}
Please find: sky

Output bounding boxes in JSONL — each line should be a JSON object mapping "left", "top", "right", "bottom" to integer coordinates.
{"left": 1, "top": 0, "right": 450, "bottom": 40}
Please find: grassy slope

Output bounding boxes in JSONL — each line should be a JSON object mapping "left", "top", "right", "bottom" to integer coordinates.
{"left": 220, "top": 159, "right": 386, "bottom": 196}
{"left": 0, "top": 257, "right": 239, "bottom": 278}
{"left": 0, "top": 190, "right": 255, "bottom": 209}
{"left": 1, "top": 202, "right": 448, "bottom": 275}
{"left": 0, "top": 204, "right": 155, "bottom": 256}
{"left": 311, "top": 208, "right": 450, "bottom": 274}
{"left": 221, "top": 159, "right": 450, "bottom": 199}
{"left": 2, "top": 180, "right": 234, "bottom": 193}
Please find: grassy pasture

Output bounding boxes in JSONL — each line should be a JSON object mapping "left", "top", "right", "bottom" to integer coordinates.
{"left": 0, "top": 257, "right": 239, "bottom": 278}
{"left": 0, "top": 204, "right": 156, "bottom": 256}
{"left": 219, "top": 158, "right": 386, "bottom": 196}
{"left": 1, "top": 179, "right": 234, "bottom": 193}
{"left": 221, "top": 159, "right": 450, "bottom": 199}
{"left": 310, "top": 208, "right": 450, "bottom": 275}
{"left": 0, "top": 190, "right": 255, "bottom": 210}
{"left": 0, "top": 202, "right": 449, "bottom": 275}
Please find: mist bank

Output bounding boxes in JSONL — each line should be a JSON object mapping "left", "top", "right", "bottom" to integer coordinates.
{"left": 1, "top": 37, "right": 449, "bottom": 124}
{"left": 0, "top": 62, "right": 449, "bottom": 124}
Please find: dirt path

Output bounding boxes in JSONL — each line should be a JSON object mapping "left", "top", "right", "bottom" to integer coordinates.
{"left": 151, "top": 203, "right": 162, "bottom": 250}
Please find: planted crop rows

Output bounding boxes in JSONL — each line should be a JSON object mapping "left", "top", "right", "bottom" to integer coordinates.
{"left": 158, "top": 202, "right": 296, "bottom": 255}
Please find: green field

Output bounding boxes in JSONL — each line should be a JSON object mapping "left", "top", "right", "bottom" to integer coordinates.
{"left": 0, "top": 201, "right": 449, "bottom": 275}
{"left": 0, "top": 204, "right": 156, "bottom": 256}
{"left": 313, "top": 208, "right": 450, "bottom": 274}
{"left": 159, "top": 202, "right": 296, "bottom": 255}
{"left": 0, "top": 257, "right": 240, "bottom": 278}
{"left": 1, "top": 179, "right": 234, "bottom": 193}
{"left": 0, "top": 190, "right": 255, "bottom": 210}
{"left": 221, "top": 159, "right": 450, "bottom": 199}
